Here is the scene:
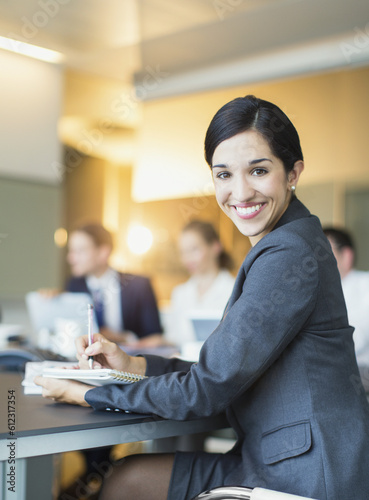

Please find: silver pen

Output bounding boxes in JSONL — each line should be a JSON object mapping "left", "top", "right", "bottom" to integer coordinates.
{"left": 87, "top": 304, "right": 94, "bottom": 369}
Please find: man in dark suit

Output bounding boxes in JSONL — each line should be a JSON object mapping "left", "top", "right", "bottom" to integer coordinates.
{"left": 60, "top": 223, "right": 163, "bottom": 499}
{"left": 66, "top": 223, "right": 163, "bottom": 345}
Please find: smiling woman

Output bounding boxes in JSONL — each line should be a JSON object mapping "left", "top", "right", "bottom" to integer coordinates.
{"left": 206, "top": 95, "right": 304, "bottom": 246}
{"left": 35, "top": 95, "right": 369, "bottom": 500}
{"left": 210, "top": 130, "right": 304, "bottom": 246}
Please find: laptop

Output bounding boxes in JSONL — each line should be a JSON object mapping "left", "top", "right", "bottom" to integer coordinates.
{"left": 25, "top": 292, "right": 99, "bottom": 359}
{"left": 189, "top": 310, "right": 223, "bottom": 342}
{"left": 26, "top": 291, "right": 98, "bottom": 335}
{"left": 180, "top": 310, "right": 223, "bottom": 361}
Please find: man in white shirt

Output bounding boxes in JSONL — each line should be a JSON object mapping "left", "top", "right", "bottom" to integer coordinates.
{"left": 324, "top": 227, "right": 369, "bottom": 390}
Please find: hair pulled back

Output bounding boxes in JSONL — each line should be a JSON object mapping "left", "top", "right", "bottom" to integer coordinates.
{"left": 204, "top": 95, "right": 303, "bottom": 175}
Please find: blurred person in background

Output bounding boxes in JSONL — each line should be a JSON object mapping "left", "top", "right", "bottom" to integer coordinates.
{"left": 323, "top": 226, "right": 369, "bottom": 389}
{"left": 66, "top": 223, "right": 163, "bottom": 346}
{"left": 60, "top": 223, "right": 163, "bottom": 499}
{"left": 164, "top": 220, "right": 235, "bottom": 349}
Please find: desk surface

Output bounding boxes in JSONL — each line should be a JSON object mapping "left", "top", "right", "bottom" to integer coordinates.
{"left": 0, "top": 373, "right": 229, "bottom": 460}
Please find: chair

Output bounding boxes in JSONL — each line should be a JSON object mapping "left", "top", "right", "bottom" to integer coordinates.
{"left": 192, "top": 486, "right": 316, "bottom": 499}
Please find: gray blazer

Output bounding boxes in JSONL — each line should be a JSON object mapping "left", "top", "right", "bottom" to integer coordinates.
{"left": 86, "top": 198, "right": 369, "bottom": 499}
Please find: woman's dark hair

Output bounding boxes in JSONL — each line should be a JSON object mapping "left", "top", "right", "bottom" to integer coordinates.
{"left": 182, "top": 219, "right": 234, "bottom": 271}
{"left": 72, "top": 223, "right": 113, "bottom": 249}
{"left": 204, "top": 95, "right": 303, "bottom": 175}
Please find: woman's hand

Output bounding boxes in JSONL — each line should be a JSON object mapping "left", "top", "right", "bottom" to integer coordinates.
{"left": 34, "top": 376, "right": 92, "bottom": 406}
{"left": 76, "top": 333, "right": 147, "bottom": 376}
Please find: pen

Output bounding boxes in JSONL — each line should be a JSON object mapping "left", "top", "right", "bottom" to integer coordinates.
{"left": 87, "top": 303, "right": 94, "bottom": 369}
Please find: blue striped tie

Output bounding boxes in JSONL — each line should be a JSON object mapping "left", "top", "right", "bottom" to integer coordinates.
{"left": 92, "top": 290, "right": 105, "bottom": 328}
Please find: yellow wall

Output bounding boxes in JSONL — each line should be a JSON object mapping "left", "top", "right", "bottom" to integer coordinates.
{"left": 134, "top": 66, "right": 369, "bottom": 200}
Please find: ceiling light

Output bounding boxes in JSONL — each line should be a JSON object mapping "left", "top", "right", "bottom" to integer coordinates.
{"left": 127, "top": 225, "right": 153, "bottom": 255}
{"left": 0, "top": 35, "right": 64, "bottom": 64}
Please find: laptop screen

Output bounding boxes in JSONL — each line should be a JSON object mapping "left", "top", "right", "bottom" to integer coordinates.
{"left": 189, "top": 310, "right": 223, "bottom": 342}
{"left": 26, "top": 291, "right": 98, "bottom": 335}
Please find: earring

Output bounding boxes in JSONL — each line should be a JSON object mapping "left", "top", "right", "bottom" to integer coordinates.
{"left": 291, "top": 185, "right": 296, "bottom": 192}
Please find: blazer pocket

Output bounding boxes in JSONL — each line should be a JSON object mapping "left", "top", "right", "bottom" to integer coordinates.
{"left": 261, "top": 420, "right": 312, "bottom": 465}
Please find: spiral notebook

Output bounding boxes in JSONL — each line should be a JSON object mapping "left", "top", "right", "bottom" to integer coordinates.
{"left": 22, "top": 361, "right": 147, "bottom": 394}
{"left": 42, "top": 367, "right": 148, "bottom": 386}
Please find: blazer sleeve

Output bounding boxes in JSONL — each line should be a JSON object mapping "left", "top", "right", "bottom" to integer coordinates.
{"left": 85, "top": 236, "right": 319, "bottom": 418}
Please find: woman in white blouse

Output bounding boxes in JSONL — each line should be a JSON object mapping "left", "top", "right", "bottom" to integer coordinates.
{"left": 165, "top": 220, "right": 235, "bottom": 349}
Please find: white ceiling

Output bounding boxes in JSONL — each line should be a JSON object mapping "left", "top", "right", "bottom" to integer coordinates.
{"left": 1, "top": 0, "right": 369, "bottom": 99}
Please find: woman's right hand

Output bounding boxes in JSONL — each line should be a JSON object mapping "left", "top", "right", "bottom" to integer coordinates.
{"left": 75, "top": 333, "right": 146, "bottom": 376}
